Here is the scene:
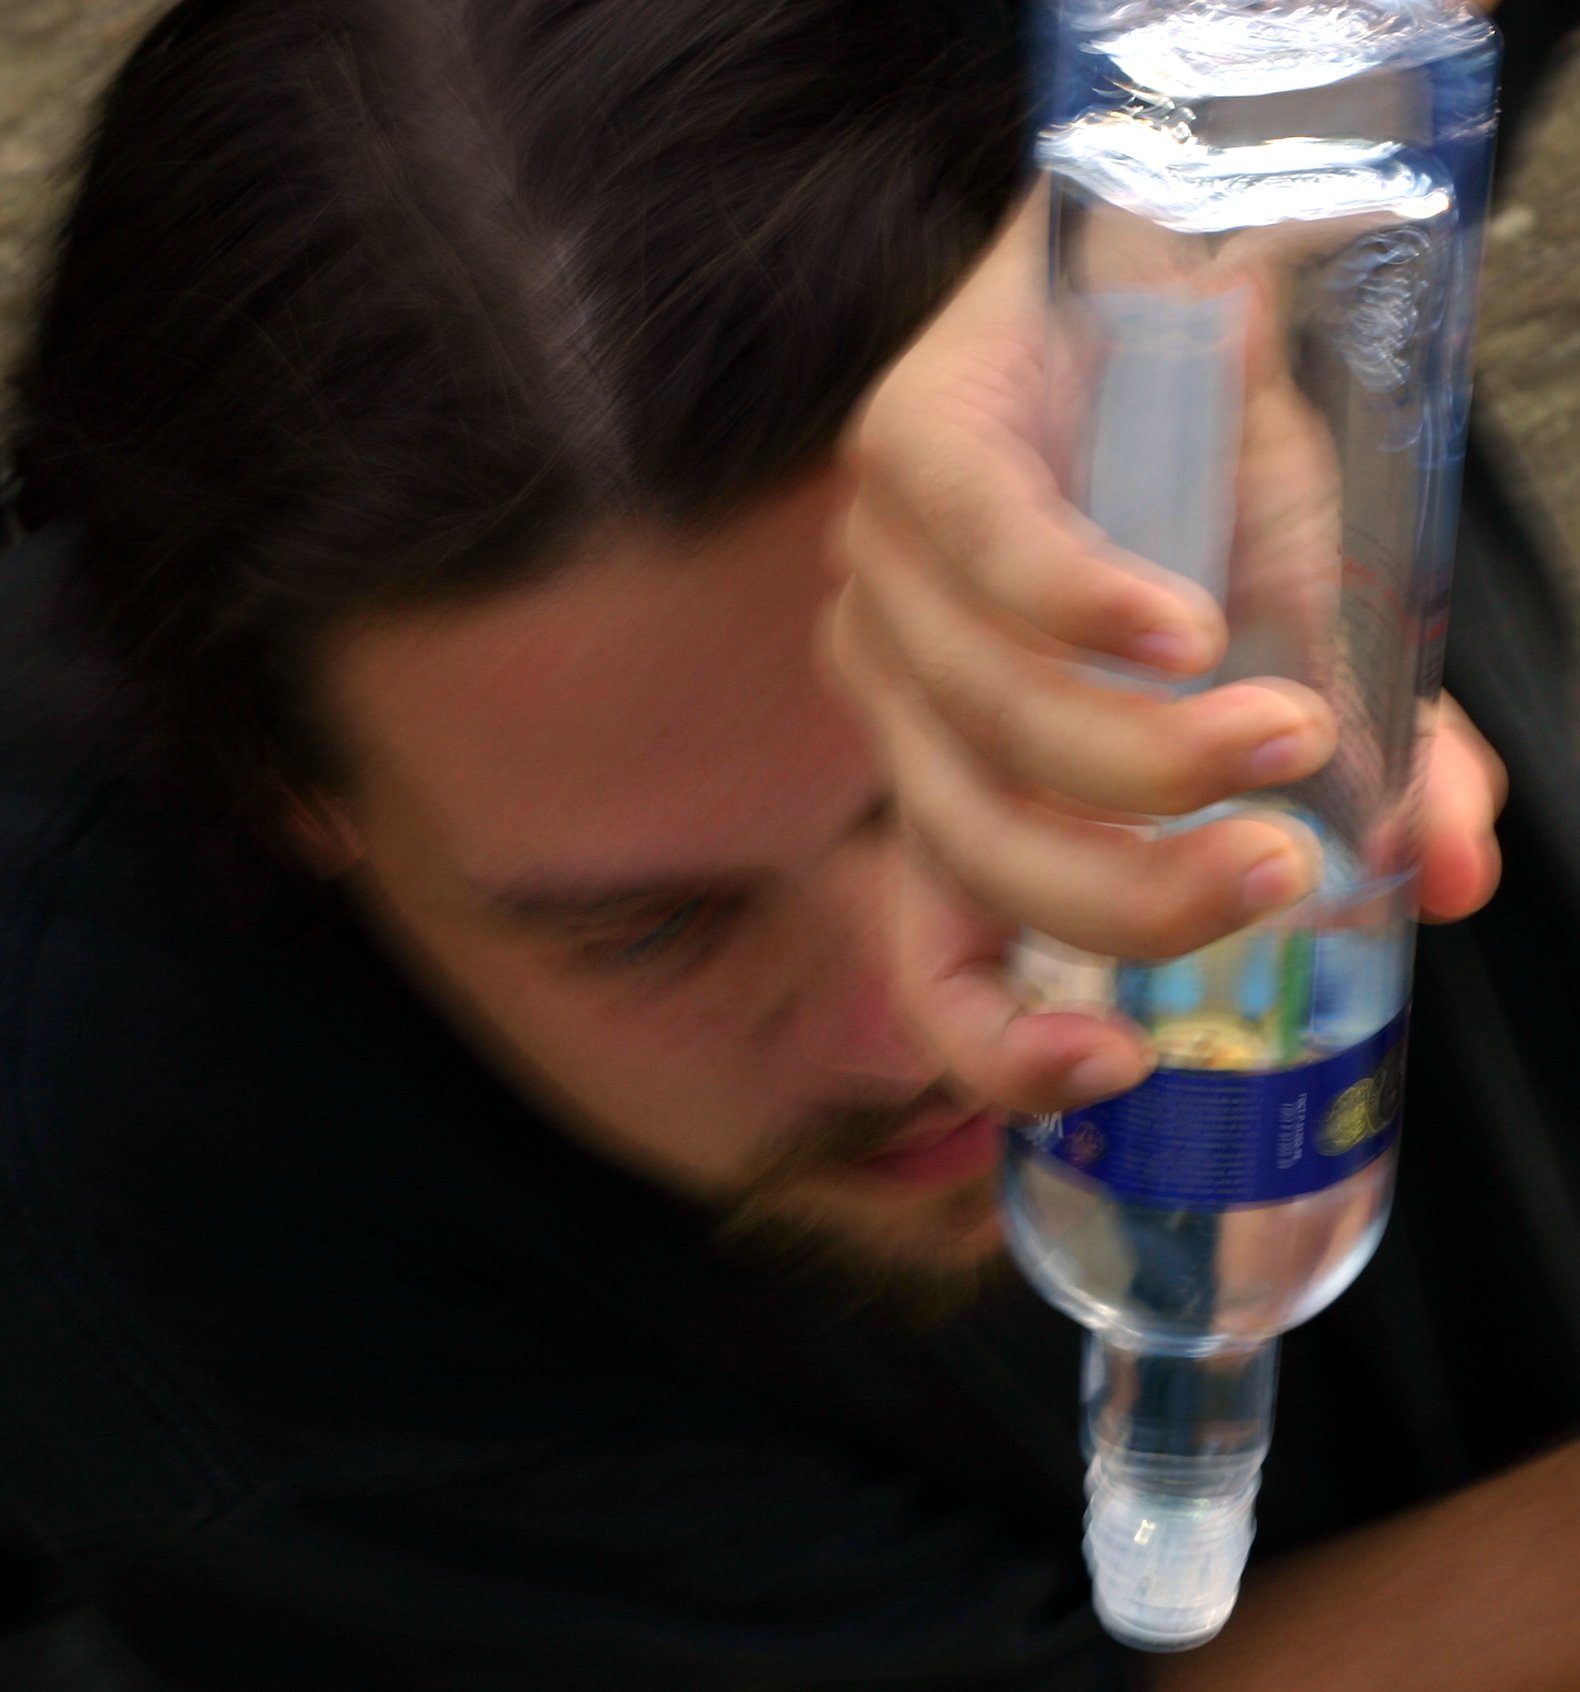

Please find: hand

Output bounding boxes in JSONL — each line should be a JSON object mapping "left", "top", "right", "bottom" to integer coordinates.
{"left": 829, "top": 193, "right": 1505, "bottom": 1117}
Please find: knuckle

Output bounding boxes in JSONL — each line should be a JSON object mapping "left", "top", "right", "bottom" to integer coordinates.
{"left": 850, "top": 387, "right": 900, "bottom": 459}
{"left": 1083, "top": 572, "right": 1152, "bottom": 640}
{"left": 912, "top": 657, "right": 971, "bottom": 733}
{"left": 956, "top": 685, "right": 1019, "bottom": 771}
{"left": 990, "top": 514, "right": 1074, "bottom": 626}
{"left": 1140, "top": 730, "right": 1218, "bottom": 817}
{"left": 1017, "top": 560, "right": 1077, "bottom": 632}
{"left": 1034, "top": 558, "right": 1115, "bottom": 640}
{"left": 830, "top": 504, "right": 863, "bottom": 576}
{"left": 1475, "top": 739, "right": 1510, "bottom": 811}
{"left": 918, "top": 655, "right": 1018, "bottom": 769}
{"left": 1121, "top": 868, "right": 1225, "bottom": 960}
{"left": 1146, "top": 763, "right": 1209, "bottom": 819}
{"left": 902, "top": 789, "right": 986, "bottom": 890}
{"left": 836, "top": 501, "right": 893, "bottom": 585}
{"left": 824, "top": 591, "right": 875, "bottom": 691}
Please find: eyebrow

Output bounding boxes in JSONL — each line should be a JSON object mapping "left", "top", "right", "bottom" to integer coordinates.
{"left": 469, "top": 789, "right": 893, "bottom": 923}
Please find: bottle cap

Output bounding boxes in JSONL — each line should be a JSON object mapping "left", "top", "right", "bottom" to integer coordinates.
{"left": 1085, "top": 1472, "right": 1257, "bottom": 1652}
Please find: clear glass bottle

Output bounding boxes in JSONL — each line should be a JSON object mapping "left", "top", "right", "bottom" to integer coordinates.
{"left": 1005, "top": 0, "right": 1499, "bottom": 1651}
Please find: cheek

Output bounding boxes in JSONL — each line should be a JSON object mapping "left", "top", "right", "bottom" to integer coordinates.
{"left": 353, "top": 841, "right": 809, "bottom": 1187}
{"left": 464, "top": 943, "right": 799, "bottom": 1184}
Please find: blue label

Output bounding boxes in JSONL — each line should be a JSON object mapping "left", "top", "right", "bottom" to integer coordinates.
{"left": 1014, "top": 1009, "right": 1407, "bottom": 1209}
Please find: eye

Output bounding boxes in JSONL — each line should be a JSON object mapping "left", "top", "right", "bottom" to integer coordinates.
{"left": 615, "top": 899, "right": 708, "bottom": 962}
{"left": 580, "top": 894, "right": 743, "bottom": 976}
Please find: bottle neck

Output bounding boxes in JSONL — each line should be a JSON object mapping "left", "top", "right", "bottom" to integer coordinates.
{"left": 1083, "top": 1333, "right": 1279, "bottom": 1494}
{"left": 1082, "top": 1335, "right": 1278, "bottom": 1649}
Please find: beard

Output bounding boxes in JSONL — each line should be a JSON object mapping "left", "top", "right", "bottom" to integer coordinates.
{"left": 711, "top": 1090, "right": 1016, "bottom": 1329}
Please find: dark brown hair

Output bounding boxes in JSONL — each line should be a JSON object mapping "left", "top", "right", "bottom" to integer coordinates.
{"left": 8, "top": 0, "right": 1025, "bottom": 813}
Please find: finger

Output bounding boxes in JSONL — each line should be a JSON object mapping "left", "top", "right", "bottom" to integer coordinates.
{"left": 1438, "top": 693, "right": 1509, "bottom": 817}
{"left": 842, "top": 193, "right": 1226, "bottom": 669}
{"left": 822, "top": 588, "right": 1140, "bottom": 826}
{"left": 844, "top": 436, "right": 1227, "bottom": 675}
{"left": 841, "top": 490, "right": 1224, "bottom": 679}
{"left": 842, "top": 548, "right": 1335, "bottom": 815}
{"left": 828, "top": 599, "right": 1148, "bottom": 834}
{"left": 892, "top": 848, "right": 1155, "bottom": 1115}
{"left": 877, "top": 682, "right": 1321, "bottom": 959}
{"left": 1418, "top": 698, "right": 1506, "bottom": 923}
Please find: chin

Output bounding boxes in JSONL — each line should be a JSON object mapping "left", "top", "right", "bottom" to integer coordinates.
{"left": 856, "top": 1169, "right": 1006, "bottom": 1260}
{"left": 884, "top": 1194, "right": 1006, "bottom": 1270}
{"left": 719, "top": 1171, "right": 1016, "bottom": 1326}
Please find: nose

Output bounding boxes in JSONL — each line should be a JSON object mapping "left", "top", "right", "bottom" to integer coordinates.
{"left": 779, "top": 839, "right": 937, "bottom": 1091}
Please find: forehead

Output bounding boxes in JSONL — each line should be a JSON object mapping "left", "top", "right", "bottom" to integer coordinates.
{"left": 324, "top": 473, "right": 870, "bottom": 876}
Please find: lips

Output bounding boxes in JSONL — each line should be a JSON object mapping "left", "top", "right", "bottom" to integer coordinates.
{"left": 847, "top": 1108, "right": 1005, "bottom": 1189}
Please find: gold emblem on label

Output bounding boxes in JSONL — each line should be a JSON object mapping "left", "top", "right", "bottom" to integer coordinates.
{"left": 1319, "top": 1046, "right": 1403, "bottom": 1157}
{"left": 1319, "top": 1076, "right": 1377, "bottom": 1155}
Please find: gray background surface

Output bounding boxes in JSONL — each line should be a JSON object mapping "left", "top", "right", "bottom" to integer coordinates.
{"left": 3, "top": 0, "right": 1577, "bottom": 574}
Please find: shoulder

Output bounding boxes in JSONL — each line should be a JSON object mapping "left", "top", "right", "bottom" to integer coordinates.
{"left": 0, "top": 540, "right": 599, "bottom": 1540}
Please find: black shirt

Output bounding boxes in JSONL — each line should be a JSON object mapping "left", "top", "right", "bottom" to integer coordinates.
{"left": 1, "top": 440, "right": 1578, "bottom": 1689}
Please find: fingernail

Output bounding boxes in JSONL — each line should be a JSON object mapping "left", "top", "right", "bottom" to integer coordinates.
{"left": 1245, "top": 729, "right": 1314, "bottom": 784}
{"left": 1239, "top": 848, "right": 1308, "bottom": 917}
{"left": 1068, "top": 1047, "right": 1149, "bottom": 1103}
{"left": 1130, "top": 626, "right": 1204, "bottom": 672}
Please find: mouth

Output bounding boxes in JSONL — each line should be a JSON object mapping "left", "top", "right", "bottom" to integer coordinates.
{"left": 844, "top": 1108, "right": 1006, "bottom": 1190}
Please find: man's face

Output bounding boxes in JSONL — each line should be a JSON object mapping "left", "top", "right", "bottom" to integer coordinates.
{"left": 314, "top": 471, "right": 1007, "bottom": 1299}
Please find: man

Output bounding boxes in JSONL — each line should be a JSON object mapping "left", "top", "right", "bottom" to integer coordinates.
{"left": 0, "top": 0, "right": 1573, "bottom": 1687}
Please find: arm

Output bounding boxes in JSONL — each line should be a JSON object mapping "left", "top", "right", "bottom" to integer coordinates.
{"left": 1159, "top": 1439, "right": 1580, "bottom": 1692}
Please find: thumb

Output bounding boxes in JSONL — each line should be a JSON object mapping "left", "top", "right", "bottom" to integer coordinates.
{"left": 890, "top": 839, "right": 1155, "bottom": 1117}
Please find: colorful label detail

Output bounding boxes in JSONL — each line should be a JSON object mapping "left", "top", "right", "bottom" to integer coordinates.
{"left": 1014, "top": 1008, "right": 1407, "bottom": 1209}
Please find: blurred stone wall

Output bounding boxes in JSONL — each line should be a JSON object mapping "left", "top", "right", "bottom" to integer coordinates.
{"left": 2, "top": 1, "right": 1578, "bottom": 594}
{"left": 1478, "top": 50, "right": 1580, "bottom": 585}
{"left": 0, "top": 0, "right": 168, "bottom": 376}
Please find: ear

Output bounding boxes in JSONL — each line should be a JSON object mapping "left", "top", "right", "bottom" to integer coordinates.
{"left": 280, "top": 790, "right": 363, "bottom": 879}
